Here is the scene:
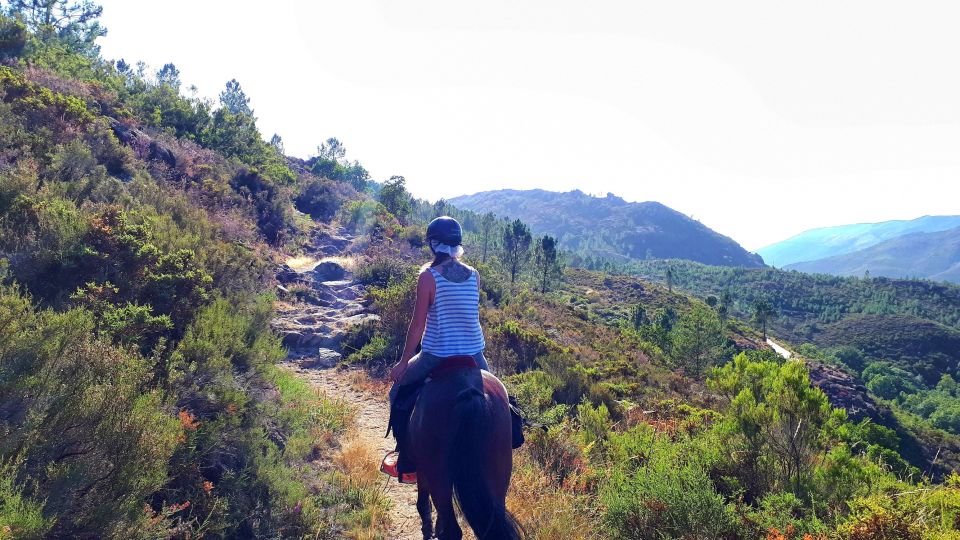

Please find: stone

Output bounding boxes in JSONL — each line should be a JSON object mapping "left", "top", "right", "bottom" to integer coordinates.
{"left": 276, "top": 264, "right": 301, "bottom": 284}
{"left": 806, "top": 360, "right": 881, "bottom": 422}
{"left": 313, "top": 261, "right": 346, "bottom": 282}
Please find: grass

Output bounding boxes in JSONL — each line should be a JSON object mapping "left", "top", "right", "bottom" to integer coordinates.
{"left": 260, "top": 365, "right": 394, "bottom": 537}
{"left": 506, "top": 450, "right": 602, "bottom": 540}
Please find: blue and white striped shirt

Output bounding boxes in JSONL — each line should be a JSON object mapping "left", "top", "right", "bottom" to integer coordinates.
{"left": 420, "top": 267, "right": 485, "bottom": 356}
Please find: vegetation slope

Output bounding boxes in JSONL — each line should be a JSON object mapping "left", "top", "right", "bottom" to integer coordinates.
{"left": 2, "top": 3, "right": 960, "bottom": 539}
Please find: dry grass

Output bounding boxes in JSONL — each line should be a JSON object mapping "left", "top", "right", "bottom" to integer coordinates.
{"left": 285, "top": 255, "right": 359, "bottom": 273}
{"left": 507, "top": 450, "right": 603, "bottom": 540}
{"left": 335, "top": 437, "right": 381, "bottom": 486}
{"left": 346, "top": 369, "right": 390, "bottom": 397}
{"left": 333, "top": 436, "right": 392, "bottom": 539}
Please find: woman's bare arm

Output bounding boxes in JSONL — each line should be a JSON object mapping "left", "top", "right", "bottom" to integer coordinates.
{"left": 390, "top": 271, "right": 435, "bottom": 381}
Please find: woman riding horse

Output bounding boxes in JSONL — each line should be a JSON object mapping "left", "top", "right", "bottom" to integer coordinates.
{"left": 386, "top": 216, "right": 522, "bottom": 539}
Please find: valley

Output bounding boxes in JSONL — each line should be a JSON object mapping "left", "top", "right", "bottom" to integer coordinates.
{"left": 1, "top": 3, "right": 960, "bottom": 539}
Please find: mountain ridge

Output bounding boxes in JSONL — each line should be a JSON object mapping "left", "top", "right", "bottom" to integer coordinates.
{"left": 758, "top": 215, "right": 960, "bottom": 268}
{"left": 786, "top": 226, "right": 960, "bottom": 283}
{"left": 449, "top": 188, "right": 765, "bottom": 268}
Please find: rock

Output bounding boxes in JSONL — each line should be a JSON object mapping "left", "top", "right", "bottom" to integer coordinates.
{"left": 313, "top": 261, "right": 346, "bottom": 282}
{"left": 108, "top": 118, "right": 177, "bottom": 167}
{"left": 276, "top": 264, "right": 303, "bottom": 285}
{"left": 806, "top": 360, "right": 881, "bottom": 422}
{"left": 311, "top": 230, "right": 352, "bottom": 254}
{"left": 149, "top": 140, "right": 177, "bottom": 167}
{"left": 297, "top": 348, "right": 343, "bottom": 369}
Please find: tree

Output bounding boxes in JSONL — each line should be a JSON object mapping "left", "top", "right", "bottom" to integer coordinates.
{"left": 6, "top": 0, "right": 105, "bottom": 55}
{"left": 709, "top": 354, "right": 844, "bottom": 498}
{"left": 156, "top": 63, "right": 181, "bottom": 91}
{"left": 378, "top": 175, "right": 411, "bottom": 220}
{"left": 666, "top": 266, "right": 674, "bottom": 292}
{"left": 753, "top": 298, "right": 774, "bottom": 340}
{"left": 533, "top": 235, "right": 563, "bottom": 293}
{"left": 269, "top": 133, "right": 284, "bottom": 154}
{"left": 432, "top": 198, "right": 448, "bottom": 218}
{"left": 343, "top": 161, "right": 369, "bottom": 191}
{"left": 219, "top": 79, "right": 253, "bottom": 116}
{"left": 317, "top": 137, "right": 346, "bottom": 161}
{"left": 501, "top": 219, "right": 532, "bottom": 285}
{"left": 0, "top": 14, "right": 28, "bottom": 59}
{"left": 480, "top": 212, "right": 496, "bottom": 263}
{"left": 630, "top": 304, "right": 646, "bottom": 331}
{"left": 670, "top": 304, "right": 725, "bottom": 375}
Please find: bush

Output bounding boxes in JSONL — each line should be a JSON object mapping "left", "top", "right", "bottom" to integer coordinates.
{"left": 0, "top": 286, "right": 181, "bottom": 536}
{"left": 294, "top": 177, "right": 344, "bottom": 221}
{"left": 601, "top": 445, "right": 744, "bottom": 539}
{"left": 355, "top": 256, "right": 413, "bottom": 288}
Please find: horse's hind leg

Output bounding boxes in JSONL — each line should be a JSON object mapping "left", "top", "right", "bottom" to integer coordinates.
{"left": 430, "top": 482, "right": 461, "bottom": 540}
{"left": 416, "top": 477, "right": 433, "bottom": 539}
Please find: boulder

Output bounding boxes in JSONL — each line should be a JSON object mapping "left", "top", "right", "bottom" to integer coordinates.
{"left": 297, "top": 348, "right": 343, "bottom": 369}
{"left": 313, "top": 261, "right": 346, "bottom": 282}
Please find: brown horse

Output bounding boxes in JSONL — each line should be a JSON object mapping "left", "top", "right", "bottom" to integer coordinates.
{"left": 408, "top": 366, "right": 522, "bottom": 540}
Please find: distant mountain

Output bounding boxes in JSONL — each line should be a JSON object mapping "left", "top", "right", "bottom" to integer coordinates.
{"left": 758, "top": 215, "right": 960, "bottom": 268}
{"left": 449, "top": 189, "right": 764, "bottom": 267}
{"left": 786, "top": 226, "right": 960, "bottom": 283}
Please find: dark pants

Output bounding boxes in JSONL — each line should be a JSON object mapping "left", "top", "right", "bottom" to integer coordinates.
{"left": 389, "top": 350, "right": 489, "bottom": 403}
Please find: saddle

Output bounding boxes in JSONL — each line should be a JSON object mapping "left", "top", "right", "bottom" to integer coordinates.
{"left": 382, "top": 356, "right": 527, "bottom": 483}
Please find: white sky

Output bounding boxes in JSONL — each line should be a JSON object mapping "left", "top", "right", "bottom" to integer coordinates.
{"left": 95, "top": 0, "right": 960, "bottom": 250}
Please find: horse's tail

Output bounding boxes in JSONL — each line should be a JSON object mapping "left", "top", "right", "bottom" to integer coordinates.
{"left": 452, "top": 388, "right": 523, "bottom": 540}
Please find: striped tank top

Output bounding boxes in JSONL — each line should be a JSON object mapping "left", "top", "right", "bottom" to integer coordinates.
{"left": 420, "top": 266, "right": 486, "bottom": 356}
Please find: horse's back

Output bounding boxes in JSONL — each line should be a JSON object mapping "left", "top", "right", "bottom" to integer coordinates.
{"left": 410, "top": 368, "right": 513, "bottom": 485}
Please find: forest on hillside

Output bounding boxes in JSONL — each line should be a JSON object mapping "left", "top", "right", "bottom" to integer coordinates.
{"left": 2, "top": 2, "right": 960, "bottom": 539}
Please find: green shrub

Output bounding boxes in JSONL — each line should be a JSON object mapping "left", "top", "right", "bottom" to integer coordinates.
{"left": 601, "top": 447, "right": 744, "bottom": 539}
{"left": 355, "top": 256, "right": 413, "bottom": 287}
{"left": 294, "top": 178, "right": 344, "bottom": 221}
{"left": 345, "top": 334, "right": 392, "bottom": 372}
{"left": 0, "top": 463, "right": 50, "bottom": 539}
{"left": 0, "top": 286, "right": 181, "bottom": 536}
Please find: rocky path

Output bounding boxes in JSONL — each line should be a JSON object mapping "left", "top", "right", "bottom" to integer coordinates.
{"left": 272, "top": 226, "right": 423, "bottom": 539}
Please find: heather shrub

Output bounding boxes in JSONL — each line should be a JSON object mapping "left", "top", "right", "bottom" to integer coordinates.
{"left": 600, "top": 428, "right": 744, "bottom": 539}
{"left": 0, "top": 286, "right": 181, "bottom": 536}
{"left": 294, "top": 177, "right": 345, "bottom": 221}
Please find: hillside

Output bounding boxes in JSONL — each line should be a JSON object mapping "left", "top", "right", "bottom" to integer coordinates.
{"left": 758, "top": 214, "right": 960, "bottom": 267}
{"left": 787, "top": 226, "right": 960, "bottom": 283}
{"left": 449, "top": 189, "right": 765, "bottom": 267}
{"left": 5, "top": 4, "right": 960, "bottom": 538}
{"left": 815, "top": 314, "right": 960, "bottom": 384}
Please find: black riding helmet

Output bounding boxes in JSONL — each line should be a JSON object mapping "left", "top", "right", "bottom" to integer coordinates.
{"left": 426, "top": 216, "right": 462, "bottom": 247}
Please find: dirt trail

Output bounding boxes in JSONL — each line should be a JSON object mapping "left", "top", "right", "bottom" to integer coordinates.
{"left": 272, "top": 226, "right": 423, "bottom": 539}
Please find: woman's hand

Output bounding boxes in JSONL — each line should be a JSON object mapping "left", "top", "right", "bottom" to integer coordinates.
{"left": 390, "top": 360, "right": 409, "bottom": 383}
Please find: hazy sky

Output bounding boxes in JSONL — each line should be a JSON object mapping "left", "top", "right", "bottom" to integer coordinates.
{"left": 95, "top": 0, "right": 960, "bottom": 250}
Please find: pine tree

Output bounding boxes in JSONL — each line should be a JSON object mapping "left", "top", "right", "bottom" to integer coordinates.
{"left": 533, "top": 235, "right": 563, "bottom": 293}
{"left": 219, "top": 79, "right": 253, "bottom": 116}
{"left": 480, "top": 212, "right": 496, "bottom": 263}
{"left": 501, "top": 219, "right": 532, "bottom": 285}
{"left": 6, "top": 0, "right": 105, "bottom": 54}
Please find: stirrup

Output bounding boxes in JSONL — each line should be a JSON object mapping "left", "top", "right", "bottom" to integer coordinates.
{"left": 380, "top": 451, "right": 417, "bottom": 484}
